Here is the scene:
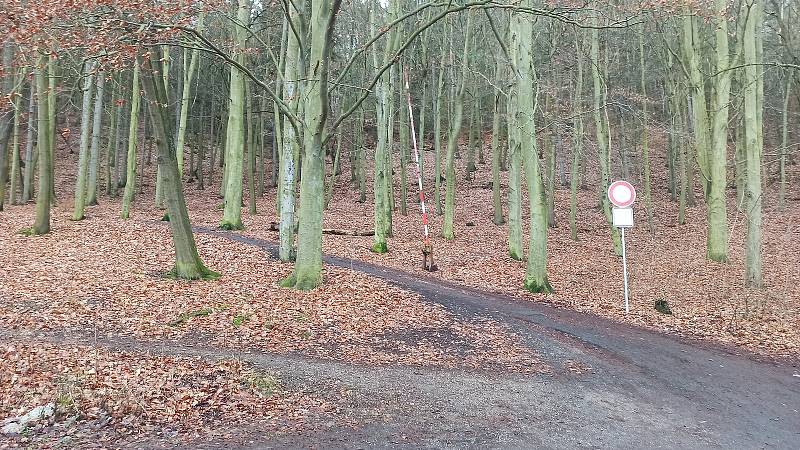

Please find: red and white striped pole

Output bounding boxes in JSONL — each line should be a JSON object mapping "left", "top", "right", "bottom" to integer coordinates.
{"left": 403, "top": 66, "right": 430, "bottom": 245}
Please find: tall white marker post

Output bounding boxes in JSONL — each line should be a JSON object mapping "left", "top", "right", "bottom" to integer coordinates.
{"left": 608, "top": 181, "right": 636, "bottom": 314}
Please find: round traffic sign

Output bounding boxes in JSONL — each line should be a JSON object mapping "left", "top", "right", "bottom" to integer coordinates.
{"left": 608, "top": 180, "right": 636, "bottom": 208}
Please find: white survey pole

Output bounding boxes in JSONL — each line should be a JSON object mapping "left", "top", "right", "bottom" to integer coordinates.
{"left": 608, "top": 181, "right": 636, "bottom": 315}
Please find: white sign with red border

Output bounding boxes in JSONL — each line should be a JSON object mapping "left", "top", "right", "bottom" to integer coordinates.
{"left": 608, "top": 180, "right": 636, "bottom": 208}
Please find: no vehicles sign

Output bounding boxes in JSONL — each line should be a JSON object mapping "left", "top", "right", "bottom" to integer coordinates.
{"left": 608, "top": 180, "right": 636, "bottom": 208}
{"left": 607, "top": 180, "right": 636, "bottom": 314}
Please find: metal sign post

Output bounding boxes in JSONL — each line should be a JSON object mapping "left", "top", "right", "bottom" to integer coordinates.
{"left": 621, "top": 227, "right": 629, "bottom": 314}
{"left": 608, "top": 181, "right": 636, "bottom": 315}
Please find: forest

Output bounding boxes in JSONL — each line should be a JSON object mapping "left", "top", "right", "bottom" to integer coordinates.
{"left": 0, "top": 0, "right": 799, "bottom": 447}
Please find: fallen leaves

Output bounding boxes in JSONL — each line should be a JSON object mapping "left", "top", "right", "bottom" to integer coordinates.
{"left": 0, "top": 145, "right": 545, "bottom": 374}
{"left": 0, "top": 342, "right": 326, "bottom": 448}
{"left": 238, "top": 131, "right": 800, "bottom": 361}
{"left": 0, "top": 146, "right": 548, "bottom": 446}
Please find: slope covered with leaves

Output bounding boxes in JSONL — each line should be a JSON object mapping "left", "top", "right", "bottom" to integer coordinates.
{"left": 310, "top": 132, "right": 800, "bottom": 359}
{"left": 0, "top": 199, "right": 542, "bottom": 372}
{"left": 0, "top": 139, "right": 547, "bottom": 446}
{"left": 239, "top": 131, "right": 800, "bottom": 360}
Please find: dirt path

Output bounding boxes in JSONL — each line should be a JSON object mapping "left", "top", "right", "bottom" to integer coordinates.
{"left": 198, "top": 228, "right": 800, "bottom": 449}
{"left": 4, "top": 227, "right": 799, "bottom": 449}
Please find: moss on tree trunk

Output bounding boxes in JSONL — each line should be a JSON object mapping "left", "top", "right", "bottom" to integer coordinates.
{"left": 32, "top": 54, "right": 52, "bottom": 235}
{"left": 121, "top": 61, "right": 141, "bottom": 220}
{"left": 139, "top": 49, "right": 218, "bottom": 281}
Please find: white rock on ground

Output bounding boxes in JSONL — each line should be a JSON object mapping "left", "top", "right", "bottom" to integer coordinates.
{"left": 1, "top": 403, "right": 56, "bottom": 435}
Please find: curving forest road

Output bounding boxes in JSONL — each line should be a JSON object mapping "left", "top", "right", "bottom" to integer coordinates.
{"left": 5, "top": 228, "right": 798, "bottom": 449}
{"left": 198, "top": 229, "right": 800, "bottom": 449}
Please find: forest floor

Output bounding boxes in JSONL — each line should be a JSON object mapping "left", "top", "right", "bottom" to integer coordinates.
{"left": 1, "top": 214, "right": 798, "bottom": 448}
{"left": 1, "top": 130, "right": 799, "bottom": 447}
{"left": 234, "top": 133, "right": 800, "bottom": 360}
{"left": 0, "top": 200, "right": 542, "bottom": 447}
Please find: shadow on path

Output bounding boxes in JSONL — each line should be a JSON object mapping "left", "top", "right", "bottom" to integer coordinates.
{"left": 191, "top": 226, "right": 800, "bottom": 449}
{"left": 4, "top": 225, "right": 797, "bottom": 449}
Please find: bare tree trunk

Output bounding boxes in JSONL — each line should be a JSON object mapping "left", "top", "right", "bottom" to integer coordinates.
{"left": 639, "top": 23, "right": 653, "bottom": 233}
{"left": 433, "top": 58, "right": 445, "bottom": 215}
{"left": 22, "top": 84, "right": 36, "bottom": 203}
{"left": 139, "top": 48, "right": 218, "bottom": 280}
{"left": 507, "top": 86, "right": 523, "bottom": 260}
{"left": 47, "top": 55, "right": 56, "bottom": 204}
{"left": 278, "top": 0, "right": 302, "bottom": 260}
{"left": 779, "top": 78, "right": 791, "bottom": 209}
{"left": 512, "top": 0, "right": 552, "bottom": 292}
{"left": 357, "top": 108, "right": 366, "bottom": 203}
{"left": 570, "top": 28, "right": 584, "bottom": 241}
{"left": 325, "top": 133, "right": 341, "bottom": 209}
{"left": 279, "top": 0, "right": 342, "bottom": 290}
{"left": 208, "top": 99, "right": 218, "bottom": 189}
{"left": 8, "top": 71, "right": 22, "bottom": 206}
{"left": 743, "top": 0, "right": 763, "bottom": 287}
{"left": 121, "top": 60, "right": 141, "bottom": 219}
{"left": 591, "top": 13, "right": 621, "bottom": 255}
{"left": 176, "top": 13, "right": 205, "bottom": 177}
{"left": 106, "top": 80, "right": 120, "bottom": 197}
{"left": 399, "top": 96, "right": 409, "bottom": 215}
{"left": 197, "top": 102, "right": 206, "bottom": 191}
{"left": 0, "top": 43, "right": 14, "bottom": 211}
{"left": 31, "top": 54, "right": 52, "bottom": 235}
{"left": 371, "top": 0, "right": 400, "bottom": 252}
{"left": 443, "top": 11, "right": 473, "bottom": 240}
{"left": 87, "top": 70, "right": 105, "bottom": 206}
{"left": 465, "top": 94, "right": 478, "bottom": 179}
{"left": 72, "top": 60, "right": 96, "bottom": 220}
{"left": 220, "top": 0, "right": 249, "bottom": 230}
{"left": 246, "top": 79, "right": 257, "bottom": 216}
{"left": 491, "top": 58, "right": 504, "bottom": 226}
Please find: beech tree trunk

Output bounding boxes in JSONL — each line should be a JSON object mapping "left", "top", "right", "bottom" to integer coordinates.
{"left": 176, "top": 13, "right": 205, "bottom": 177}
{"left": 399, "top": 95, "right": 409, "bottom": 216}
{"left": 743, "top": 0, "right": 763, "bottom": 287}
{"left": 443, "top": 11, "right": 473, "bottom": 240}
{"left": 507, "top": 85, "right": 523, "bottom": 261}
{"left": 278, "top": 0, "right": 302, "bottom": 261}
{"left": 139, "top": 49, "right": 218, "bottom": 280}
{"left": 21, "top": 84, "right": 35, "bottom": 203}
{"left": 87, "top": 70, "right": 105, "bottom": 206}
{"left": 682, "top": 9, "right": 728, "bottom": 262}
{"left": 72, "top": 60, "right": 96, "bottom": 220}
{"left": 105, "top": 81, "right": 119, "bottom": 196}
{"left": 779, "top": 77, "right": 790, "bottom": 209}
{"left": 357, "top": 108, "right": 366, "bottom": 203}
{"left": 220, "top": 0, "right": 249, "bottom": 230}
{"left": 246, "top": 80, "right": 257, "bottom": 216}
{"left": 591, "top": 16, "right": 621, "bottom": 255}
{"left": 707, "top": 0, "right": 732, "bottom": 262}
{"left": 639, "top": 23, "right": 653, "bottom": 232}
{"left": 121, "top": 61, "right": 141, "bottom": 219}
{"left": 47, "top": 55, "right": 56, "bottom": 203}
{"left": 511, "top": 0, "right": 552, "bottom": 293}
{"left": 491, "top": 58, "right": 504, "bottom": 226}
{"left": 32, "top": 54, "right": 52, "bottom": 235}
{"left": 570, "top": 28, "right": 584, "bottom": 241}
{"left": 465, "top": 94, "right": 478, "bottom": 179}
{"left": 433, "top": 58, "right": 445, "bottom": 215}
{"left": 371, "top": 0, "right": 400, "bottom": 253}
{"left": 0, "top": 43, "right": 14, "bottom": 211}
{"left": 280, "top": 0, "right": 342, "bottom": 290}
{"left": 8, "top": 70, "right": 22, "bottom": 206}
